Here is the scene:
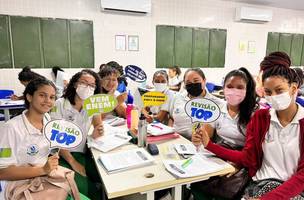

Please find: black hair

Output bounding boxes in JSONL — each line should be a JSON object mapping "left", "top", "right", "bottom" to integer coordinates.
{"left": 99, "top": 63, "right": 107, "bottom": 71}
{"left": 52, "top": 66, "right": 64, "bottom": 78}
{"left": 153, "top": 70, "right": 169, "bottom": 82}
{"left": 18, "top": 66, "right": 44, "bottom": 82}
{"left": 169, "top": 66, "right": 181, "bottom": 76}
{"left": 107, "top": 61, "right": 124, "bottom": 75}
{"left": 23, "top": 78, "right": 56, "bottom": 109}
{"left": 293, "top": 67, "right": 304, "bottom": 88}
{"left": 224, "top": 67, "right": 259, "bottom": 135}
{"left": 261, "top": 51, "right": 300, "bottom": 86}
{"left": 63, "top": 69, "right": 101, "bottom": 105}
{"left": 183, "top": 68, "right": 206, "bottom": 81}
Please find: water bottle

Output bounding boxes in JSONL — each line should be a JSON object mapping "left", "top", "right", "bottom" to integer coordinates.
{"left": 126, "top": 90, "right": 134, "bottom": 129}
{"left": 138, "top": 113, "right": 147, "bottom": 147}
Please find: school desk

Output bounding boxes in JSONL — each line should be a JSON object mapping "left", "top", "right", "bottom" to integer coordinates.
{"left": 0, "top": 99, "right": 25, "bottom": 121}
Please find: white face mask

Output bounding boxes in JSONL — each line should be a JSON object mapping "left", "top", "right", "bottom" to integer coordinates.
{"left": 154, "top": 83, "right": 167, "bottom": 92}
{"left": 265, "top": 91, "right": 292, "bottom": 111}
{"left": 76, "top": 84, "right": 95, "bottom": 100}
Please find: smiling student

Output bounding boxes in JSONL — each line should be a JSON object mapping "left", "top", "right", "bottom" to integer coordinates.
{"left": 0, "top": 78, "right": 59, "bottom": 199}
{"left": 192, "top": 52, "right": 304, "bottom": 199}
{"left": 50, "top": 69, "right": 104, "bottom": 200}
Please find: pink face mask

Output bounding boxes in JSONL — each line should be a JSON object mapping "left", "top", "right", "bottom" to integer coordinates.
{"left": 224, "top": 88, "right": 246, "bottom": 106}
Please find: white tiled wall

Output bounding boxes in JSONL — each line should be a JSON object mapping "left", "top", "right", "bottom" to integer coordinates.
{"left": 1, "top": 0, "right": 304, "bottom": 94}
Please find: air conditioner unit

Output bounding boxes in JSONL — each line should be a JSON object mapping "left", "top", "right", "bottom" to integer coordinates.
{"left": 101, "top": 0, "right": 151, "bottom": 14}
{"left": 235, "top": 7, "right": 273, "bottom": 23}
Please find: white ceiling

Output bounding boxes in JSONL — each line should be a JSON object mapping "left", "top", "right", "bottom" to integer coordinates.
{"left": 221, "top": 0, "right": 304, "bottom": 11}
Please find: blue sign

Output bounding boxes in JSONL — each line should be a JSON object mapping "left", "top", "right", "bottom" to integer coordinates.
{"left": 125, "top": 65, "right": 147, "bottom": 83}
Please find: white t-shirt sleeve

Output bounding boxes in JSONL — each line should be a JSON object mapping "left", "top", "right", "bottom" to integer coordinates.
{"left": 0, "top": 124, "right": 18, "bottom": 169}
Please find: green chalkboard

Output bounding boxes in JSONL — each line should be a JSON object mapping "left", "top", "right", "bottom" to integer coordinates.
{"left": 278, "top": 33, "right": 292, "bottom": 56}
{"left": 41, "top": 18, "right": 70, "bottom": 68}
{"left": 209, "top": 29, "right": 226, "bottom": 67}
{"left": 290, "top": 34, "right": 303, "bottom": 66}
{"left": 11, "top": 16, "right": 42, "bottom": 68}
{"left": 192, "top": 28, "right": 209, "bottom": 67}
{"left": 70, "top": 20, "right": 94, "bottom": 68}
{"left": 0, "top": 15, "right": 11, "bottom": 68}
{"left": 156, "top": 26, "right": 174, "bottom": 68}
{"left": 266, "top": 32, "right": 279, "bottom": 55}
{"left": 174, "top": 27, "right": 192, "bottom": 67}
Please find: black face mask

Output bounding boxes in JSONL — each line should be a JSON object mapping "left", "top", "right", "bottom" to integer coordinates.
{"left": 185, "top": 83, "right": 203, "bottom": 97}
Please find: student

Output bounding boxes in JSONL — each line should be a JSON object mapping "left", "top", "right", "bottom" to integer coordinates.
{"left": 50, "top": 69, "right": 104, "bottom": 200}
{"left": 191, "top": 67, "right": 259, "bottom": 199}
{"left": 52, "top": 66, "right": 69, "bottom": 98}
{"left": 143, "top": 70, "right": 175, "bottom": 124}
{"left": 0, "top": 78, "right": 59, "bottom": 199}
{"left": 169, "top": 68, "right": 223, "bottom": 140}
{"left": 98, "top": 65, "right": 127, "bottom": 118}
{"left": 107, "top": 61, "right": 128, "bottom": 93}
{"left": 168, "top": 66, "right": 182, "bottom": 91}
{"left": 294, "top": 67, "right": 304, "bottom": 106}
{"left": 11, "top": 66, "right": 44, "bottom": 100}
{"left": 192, "top": 52, "right": 304, "bottom": 199}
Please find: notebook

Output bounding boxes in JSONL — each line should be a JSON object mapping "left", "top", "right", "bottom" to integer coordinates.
{"left": 147, "top": 122, "right": 175, "bottom": 136}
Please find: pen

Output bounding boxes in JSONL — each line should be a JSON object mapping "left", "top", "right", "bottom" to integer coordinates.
{"left": 181, "top": 157, "right": 193, "bottom": 168}
{"left": 151, "top": 124, "right": 163, "bottom": 130}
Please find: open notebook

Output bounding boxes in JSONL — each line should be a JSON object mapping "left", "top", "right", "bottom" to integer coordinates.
{"left": 98, "top": 148, "right": 155, "bottom": 174}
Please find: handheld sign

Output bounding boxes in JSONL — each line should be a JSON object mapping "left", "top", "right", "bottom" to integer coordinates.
{"left": 83, "top": 94, "right": 118, "bottom": 117}
{"left": 44, "top": 120, "right": 83, "bottom": 150}
{"left": 125, "top": 65, "right": 147, "bottom": 83}
{"left": 185, "top": 98, "right": 221, "bottom": 123}
{"left": 142, "top": 91, "right": 167, "bottom": 107}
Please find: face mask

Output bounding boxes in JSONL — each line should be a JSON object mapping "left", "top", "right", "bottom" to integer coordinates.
{"left": 265, "top": 91, "right": 292, "bottom": 111}
{"left": 154, "top": 83, "right": 167, "bottom": 92}
{"left": 76, "top": 84, "right": 95, "bottom": 100}
{"left": 224, "top": 88, "right": 246, "bottom": 106}
{"left": 185, "top": 83, "right": 203, "bottom": 97}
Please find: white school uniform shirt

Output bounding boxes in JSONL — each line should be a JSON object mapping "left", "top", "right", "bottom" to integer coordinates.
{"left": 253, "top": 104, "right": 304, "bottom": 181}
{"left": 169, "top": 91, "right": 224, "bottom": 140}
{"left": 168, "top": 76, "right": 181, "bottom": 87}
{"left": 50, "top": 98, "right": 92, "bottom": 153}
{"left": 0, "top": 110, "right": 50, "bottom": 199}
{"left": 150, "top": 89, "right": 175, "bottom": 115}
{"left": 210, "top": 102, "right": 246, "bottom": 147}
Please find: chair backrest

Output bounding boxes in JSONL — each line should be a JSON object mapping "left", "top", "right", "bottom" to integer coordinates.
{"left": 0, "top": 90, "right": 14, "bottom": 99}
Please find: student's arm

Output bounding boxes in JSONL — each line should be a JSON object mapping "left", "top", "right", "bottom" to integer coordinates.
{"left": 59, "top": 149, "right": 86, "bottom": 176}
{"left": 10, "top": 95, "right": 24, "bottom": 100}
{"left": 0, "top": 154, "right": 59, "bottom": 180}
{"left": 114, "top": 92, "right": 127, "bottom": 118}
{"left": 153, "top": 110, "right": 168, "bottom": 123}
{"left": 91, "top": 114, "right": 104, "bottom": 139}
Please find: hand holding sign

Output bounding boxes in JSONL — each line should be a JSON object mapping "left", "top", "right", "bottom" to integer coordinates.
{"left": 44, "top": 120, "right": 83, "bottom": 150}
{"left": 83, "top": 94, "right": 118, "bottom": 117}
{"left": 142, "top": 91, "right": 167, "bottom": 107}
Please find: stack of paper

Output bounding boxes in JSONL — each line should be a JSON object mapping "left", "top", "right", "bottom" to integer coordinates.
{"left": 174, "top": 144, "right": 215, "bottom": 158}
{"left": 147, "top": 122, "right": 175, "bottom": 136}
{"left": 98, "top": 148, "right": 155, "bottom": 174}
{"left": 103, "top": 116, "right": 126, "bottom": 126}
{"left": 87, "top": 134, "right": 132, "bottom": 152}
{"left": 163, "top": 154, "right": 230, "bottom": 178}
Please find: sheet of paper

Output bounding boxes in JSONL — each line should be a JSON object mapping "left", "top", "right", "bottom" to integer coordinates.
{"left": 87, "top": 134, "right": 132, "bottom": 152}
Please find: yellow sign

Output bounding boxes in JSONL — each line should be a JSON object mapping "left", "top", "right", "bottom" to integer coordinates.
{"left": 142, "top": 91, "right": 167, "bottom": 107}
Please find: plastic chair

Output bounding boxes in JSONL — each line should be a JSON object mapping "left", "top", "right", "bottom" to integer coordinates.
{"left": 0, "top": 89, "right": 14, "bottom": 99}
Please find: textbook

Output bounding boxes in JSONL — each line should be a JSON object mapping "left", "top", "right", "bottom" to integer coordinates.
{"left": 87, "top": 134, "right": 132, "bottom": 152}
{"left": 163, "top": 154, "right": 230, "bottom": 178}
{"left": 98, "top": 148, "right": 155, "bottom": 174}
{"left": 147, "top": 122, "right": 175, "bottom": 136}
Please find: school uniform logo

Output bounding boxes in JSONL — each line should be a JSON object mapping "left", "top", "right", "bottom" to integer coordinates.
{"left": 27, "top": 144, "right": 39, "bottom": 156}
{"left": 174, "top": 108, "right": 180, "bottom": 114}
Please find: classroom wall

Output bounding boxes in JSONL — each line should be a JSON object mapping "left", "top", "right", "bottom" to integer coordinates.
{"left": 1, "top": 0, "right": 304, "bottom": 95}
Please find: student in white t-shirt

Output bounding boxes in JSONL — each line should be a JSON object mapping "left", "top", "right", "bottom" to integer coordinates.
{"left": 143, "top": 70, "right": 175, "bottom": 124}
{"left": 168, "top": 66, "right": 182, "bottom": 91}
{"left": 191, "top": 67, "right": 259, "bottom": 199}
{"left": 50, "top": 69, "right": 104, "bottom": 200}
{"left": 0, "top": 78, "right": 58, "bottom": 199}
{"left": 169, "top": 68, "right": 223, "bottom": 140}
{"left": 98, "top": 65, "right": 127, "bottom": 118}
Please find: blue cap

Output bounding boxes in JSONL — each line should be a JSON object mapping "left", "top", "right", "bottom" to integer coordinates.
{"left": 127, "top": 90, "right": 134, "bottom": 104}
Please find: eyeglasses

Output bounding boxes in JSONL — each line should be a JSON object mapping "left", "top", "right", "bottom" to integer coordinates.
{"left": 77, "top": 81, "right": 96, "bottom": 89}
